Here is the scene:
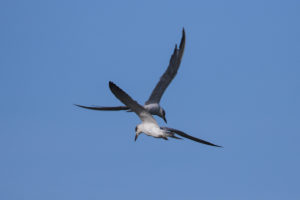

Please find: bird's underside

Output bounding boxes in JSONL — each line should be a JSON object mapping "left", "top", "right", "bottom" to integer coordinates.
{"left": 138, "top": 126, "right": 221, "bottom": 147}
{"left": 109, "top": 81, "right": 222, "bottom": 147}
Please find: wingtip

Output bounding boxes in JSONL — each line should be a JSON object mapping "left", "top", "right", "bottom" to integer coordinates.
{"left": 207, "top": 141, "right": 222, "bottom": 148}
{"left": 74, "top": 104, "right": 89, "bottom": 110}
{"left": 214, "top": 144, "right": 223, "bottom": 148}
{"left": 109, "top": 81, "right": 124, "bottom": 97}
{"left": 180, "top": 28, "right": 186, "bottom": 50}
{"left": 109, "top": 81, "right": 117, "bottom": 90}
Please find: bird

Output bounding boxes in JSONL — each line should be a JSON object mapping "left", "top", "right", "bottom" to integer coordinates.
{"left": 75, "top": 28, "right": 186, "bottom": 123}
{"left": 108, "top": 81, "right": 222, "bottom": 147}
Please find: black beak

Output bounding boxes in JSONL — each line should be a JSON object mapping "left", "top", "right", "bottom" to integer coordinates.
{"left": 135, "top": 134, "right": 138, "bottom": 141}
{"left": 163, "top": 116, "right": 167, "bottom": 123}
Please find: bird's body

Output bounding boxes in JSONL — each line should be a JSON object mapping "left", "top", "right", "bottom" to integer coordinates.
{"left": 75, "top": 28, "right": 222, "bottom": 147}
{"left": 109, "top": 81, "right": 221, "bottom": 147}
{"left": 75, "top": 28, "right": 186, "bottom": 123}
{"left": 136, "top": 122, "right": 164, "bottom": 138}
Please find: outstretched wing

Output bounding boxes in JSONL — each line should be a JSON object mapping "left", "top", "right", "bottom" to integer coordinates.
{"left": 161, "top": 127, "right": 222, "bottom": 147}
{"left": 74, "top": 104, "right": 129, "bottom": 111}
{"left": 109, "top": 81, "right": 157, "bottom": 124}
{"left": 146, "top": 28, "right": 186, "bottom": 104}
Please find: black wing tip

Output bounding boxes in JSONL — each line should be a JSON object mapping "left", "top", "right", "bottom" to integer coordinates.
{"left": 163, "top": 126, "right": 222, "bottom": 148}
{"left": 180, "top": 28, "right": 186, "bottom": 50}
{"left": 108, "top": 81, "right": 128, "bottom": 101}
{"left": 211, "top": 144, "right": 223, "bottom": 148}
{"left": 173, "top": 28, "right": 185, "bottom": 52}
{"left": 74, "top": 104, "right": 83, "bottom": 108}
{"left": 109, "top": 81, "right": 120, "bottom": 92}
{"left": 195, "top": 140, "right": 222, "bottom": 148}
{"left": 74, "top": 103, "right": 92, "bottom": 110}
{"left": 109, "top": 81, "right": 115, "bottom": 88}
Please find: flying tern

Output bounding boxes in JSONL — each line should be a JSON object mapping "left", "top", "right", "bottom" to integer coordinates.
{"left": 109, "top": 81, "right": 221, "bottom": 147}
{"left": 75, "top": 28, "right": 186, "bottom": 123}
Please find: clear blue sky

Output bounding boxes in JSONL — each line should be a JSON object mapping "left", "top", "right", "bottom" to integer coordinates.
{"left": 1, "top": 0, "right": 300, "bottom": 199}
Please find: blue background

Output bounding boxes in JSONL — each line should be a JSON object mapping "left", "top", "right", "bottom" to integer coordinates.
{"left": 1, "top": 0, "right": 300, "bottom": 199}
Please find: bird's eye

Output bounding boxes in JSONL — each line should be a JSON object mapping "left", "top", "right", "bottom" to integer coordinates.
{"left": 135, "top": 126, "right": 138, "bottom": 132}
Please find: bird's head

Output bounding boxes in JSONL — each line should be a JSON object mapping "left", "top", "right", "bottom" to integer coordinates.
{"left": 135, "top": 126, "right": 142, "bottom": 141}
{"left": 159, "top": 108, "right": 167, "bottom": 123}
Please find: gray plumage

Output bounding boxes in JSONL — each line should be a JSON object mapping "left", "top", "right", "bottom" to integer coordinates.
{"left": 109, "top": 81, "right": 221, "bottom": 147}
{"left": 75, "top": 28, "right": 186, "bottom": 123}
{"left": 146, "top": 28, "right": 185, "bottom": 104}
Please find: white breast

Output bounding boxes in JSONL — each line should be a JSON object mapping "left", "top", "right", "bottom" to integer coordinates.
{"left": 139, "top": 122, "right": 164, "bottom": 138}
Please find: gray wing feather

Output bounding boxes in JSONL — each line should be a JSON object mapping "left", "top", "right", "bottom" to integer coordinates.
{"left": 146, "top": 28, "right": 186, "bottom": 104}
{"left": 74, "top": 104, "right": 129, "bottom": 111}
{"left": 109, "top": 82, "right": 157, "bottom": 124}
{"left": 161, "top": 127, "right": 222, "bottom": 147}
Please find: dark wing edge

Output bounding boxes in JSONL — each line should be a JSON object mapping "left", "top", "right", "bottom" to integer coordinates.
{"left": 108, "top": 81, "right": 147, "bottom": 117}
{"left": 161, "top": 127, "right": 222, "bottom": 147}
{"left": 74, "top": 104, "right": 129, "bottom": 111}
{"left": 146, "top": 28, "right": 186, "bottom": 104}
